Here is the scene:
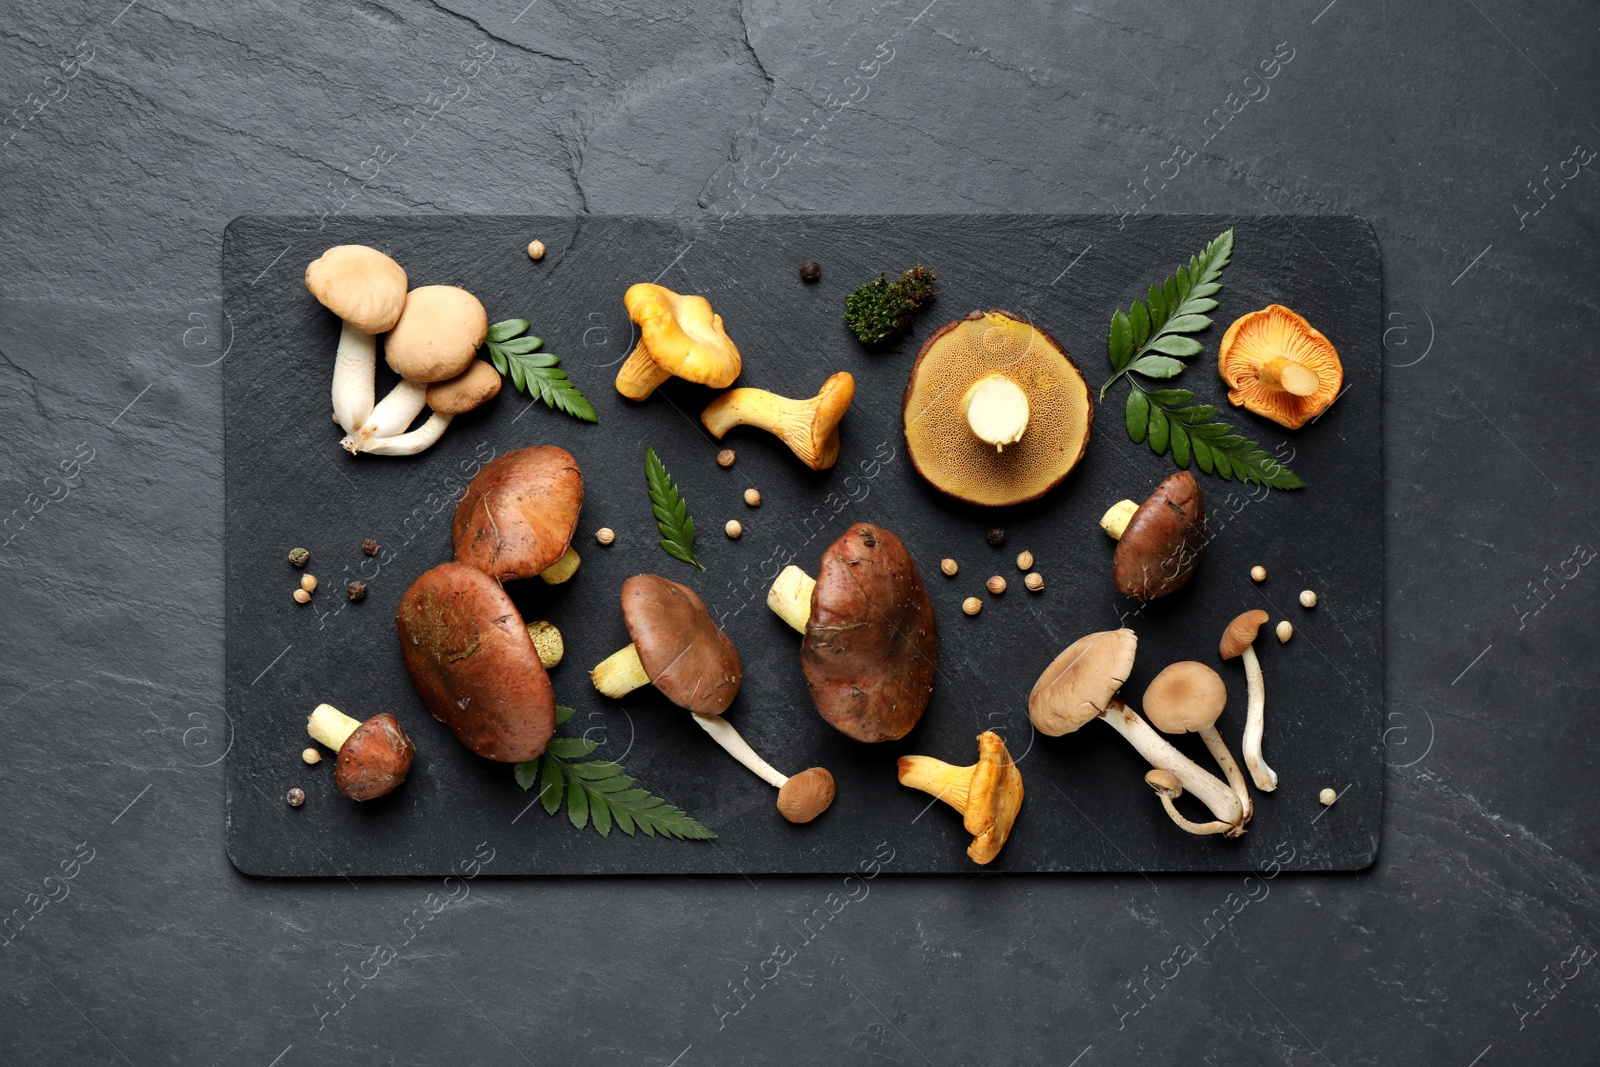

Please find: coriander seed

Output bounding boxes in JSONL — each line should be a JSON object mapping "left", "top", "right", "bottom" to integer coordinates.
{"left": 987, "top": 575, "right": 1007, "bottom": 595}
{"left": 1250, "top": 565, "right": 1267, "bottom": 582}
{"left": 302, "top": 748, "right": 322, "bottom": 765}
{"left": 799, "top": 259, "right": 821, "bottom": 282}
{"left": 288, "top": 547, "right": 309, "bottom": 567}
{"left": 286, "top": 787, "right": 306, "bottom": 807}
{"left": 940, "top": 558, "right": 959, "bottom": 577}
{"left": 527, "top": 239, "right": 546, "bottom": 260}
{"left": 293, "top": 588, "right": 311, "bottom": 605}
{"left": 1276, "top": 620, "right": 1293, "bottom": 643}
{"left": 1299, "top": 589, "right": 1318, "bottom": 608}
{"left": 347, "top": 580, "right": 367, "bottom": 601}
{"left": 300, "top": 574, "right": 318, "bottom": 594}
{"left": 962, "top": 596, "right": 983, "bottom": 616}
{"left": 717, "top": 448, "right": 737, "bottom": 468}
{"left": 1016, "top": 550, "right": 1034, "bottom": 570}
{"left": 1024, "top": 572, "right": 1044, "bottom": 592}
{"left": 985, "top": 526, "right": 1006, "bottom": 547}
{"left": 362, "top": 539, "right": 380, "bottom": 556}
{"left": 744, "top": 488, "right": 761, "bottom": 507}
{"left": 596, "top": 527, "right": 616, "bottom": 545}
{"left": 726, "top": 520, "right": 743, "bottom": 539}
{"left": 1319, "top": 787, "right": 1338, "bottom": 807}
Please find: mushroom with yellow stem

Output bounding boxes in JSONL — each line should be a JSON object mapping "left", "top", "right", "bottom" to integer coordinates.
{"left": 360, "top": 361, "right": 501, "bottom": 456}
{"left": 1143, "top": 770, "right": 1233, "bottom": 836}
{"left": 451, "top": 446, "right": 585, "bottom": 585}
{"left": 701, "top": 372, "right": 855, "bottom": 471}
{"left": 898, "top": 731, "right": 1023, "bottom": 865}
{"left": 1221, "top": 609, "right": 1277, "bottom": 791}
{"left": 1142, "top": 661, "right": 1252, "bottom": 832}
{"left": 1218, "top": 305, "right": 1344, "bottom": 429}
{"left": 616, "top": 283, "right": 743, "bottom": 400}
{"left": 306, "top": 703, "right": 415, "bottom": 801}
{"left": 304, "top": 245, "right": 409, "bottom": 438}
{"left": 1099, "top": 470, "right": 1206, "bottom": 601}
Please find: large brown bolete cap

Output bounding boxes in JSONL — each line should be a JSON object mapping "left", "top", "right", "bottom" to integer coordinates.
{"left": 1220, "top": 609, "right": 1270, "bottom": 659}
{"left": 1114, "top": 470, "right": 1206, "bottom": 601}
{"left": 335, "top": 713, "right": 415, "bottom": 801}
{"left": 304, "top": 245, "right": 408, "bottom": 334}
{"left": 903, "top": 310, "right": 1093, "bottom": 506}
{"left": 1142, "top": 661, "right": 1228, "bottom": 735}
{"left": 801, "top": 523, "right": 937, "bottom": 743}
{"left": 396, "top": 562, "right": 556, "bottom": 762}
{"left": 620, "top": 575, "right": 742, "bottom": 715}
{"left": 1028, "top": 628, "right": 1138, "bottom": 736}
{"left": 385, "top": 285, "right": 489, "bottom": 383}
{"left": 452, "top": 446, "right": 584, "bottom": 582}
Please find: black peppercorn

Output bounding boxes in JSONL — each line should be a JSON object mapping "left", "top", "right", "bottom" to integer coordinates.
{"left": 347, "top": 580, "right": 367, "bottom": 601}
{"left": 361, "top": 539, "right": 379, "bottom": 556}
{"left": 986, "top": 527, "right": 1006, "bottom": 547}
{"left": 799, "top": 260, "right": 821, "bottom": 283}
{"left": 286, "top": 788, "right": 305, "bottom": 808}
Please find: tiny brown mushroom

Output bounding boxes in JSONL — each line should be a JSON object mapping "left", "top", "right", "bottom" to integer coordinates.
{"left": 1221, "top": 609, "right": 1276, "bottom": 792}
{"left": 1101, "top": 470, "right": 1207, "bottom": 601}
{"left": 692, "top": 712, "right": 836, "bottom": 825}
{"left": 306, "top": 704, "right": 415, "bottom": 801}
{"left": 452, "top": 445, "right": 585, "bottom": 584}
{"left": 395, "top": 562, "right": 556, "bottom": 762}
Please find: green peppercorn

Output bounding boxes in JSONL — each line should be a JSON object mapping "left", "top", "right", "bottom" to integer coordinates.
{"left": 347, "top": 580, "right": 367, "bottom": 601}
{"left": 288, "top": 547, "right": 310, "bottom": 567}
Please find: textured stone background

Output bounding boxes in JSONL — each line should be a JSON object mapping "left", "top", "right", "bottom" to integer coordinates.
{"left": 1, "top": 1, "right": 1595, "bottom": 1064}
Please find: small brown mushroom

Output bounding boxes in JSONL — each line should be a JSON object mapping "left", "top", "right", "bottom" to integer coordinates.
{"left": 701, "top": 372, "right": 855, "bottom": 470}
{"left": 898, "top": 731, "right": 1024, "bottom": 865}
{"left": 395, "top": 562, "right": 556, "bottom": 762}
{"left": 1143, "top": 661, "right": 1252, "bottom": 833}
{"left": 452, "top": 446, "right": 585, "bottom": 584}
{"left": 1100, "top": 470, "right": 1206, "bottom": 601}
{"left": 1221, "top": 609, "right": 1276, "bottom": 791}
{"left": 1143, "top": 769, "right": 1231, "bottom": 836}
{"left": 306, "top": 704, "right": 415, "bottom": 800}
{"left": 360, "top": 360, "right": 501, "bottom": 456}
{"left": 766, "top": 523, "right": 937, "bottom": 742}
{"left": 691, "top": 713, "right": 836, "bottom": 824}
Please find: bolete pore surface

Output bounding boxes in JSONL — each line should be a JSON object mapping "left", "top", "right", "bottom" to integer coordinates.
{"left": 452, "top": 445, "right": 584, "bottom": 584}
{"left": 395, "top": 561, "right": 556, "bottom": 762}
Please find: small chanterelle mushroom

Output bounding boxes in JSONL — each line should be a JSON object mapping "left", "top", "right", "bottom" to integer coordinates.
{"left": 701, "top": 372, "right": 856, "bottom": 471}
{"left": 1219, "top": 305, "right": 1344, "bottom": 430}
{"left": 1028, "top": 628, "right": 1245, "bottom": 835}
{"left": 898, "top": 731, "right": 1024, "bottom": 865}
{"left": 306, "top": 703, "right": 415, "bottom": 801}
{"left": 1221, "top": 609, "right": 1277, "bottom": 792}
{"left": 616, "top": 283, "right": 743, "bottom": 400}
{"left": 1143, "top": 661, "right": 1252, "bottom": 833}
{"left": 304, "top": 245, "right": 409, "bottom": 441}
{"left": 1100, "top": 470, "right": 1207, "bottom": 601}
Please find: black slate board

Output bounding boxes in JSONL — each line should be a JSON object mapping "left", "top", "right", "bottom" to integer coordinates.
{"left": 222, "top": 213, "right": 1382, "bottom": 876}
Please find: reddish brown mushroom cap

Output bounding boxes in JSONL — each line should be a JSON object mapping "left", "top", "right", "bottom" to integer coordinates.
{"left": 334, "top": 713, "right": 415, "bottom": 800}
{"left": 621, "top": 575, "right": 742, "bottom": 716}
{"left": 776, "top": 767, "right": 836, "bottom": 823}
{"left": 1113, "top": 470, "right": 1206, "bottom": 601}
{"left": 452, "top": 446, "right": 584, "bottom": 582}
{"left": 1220, "top": 609, "right": 1270, "bottom": 659}
{"left": 801, "top": 523, "right": 937, "bottom": 743}
{"left": 396, "top": 562, "right": 556, "bottom": 762}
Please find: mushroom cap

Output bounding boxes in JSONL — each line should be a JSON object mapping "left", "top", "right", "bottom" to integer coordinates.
{"left": 1142, "top": 660, "right": 1228, "bottom": 734}
{"left": 1220, "top": 609, "right": 1270, "bottom": 659}
{"left": 964, "top": 730, "right": 1025, "bottom": 864}
{"left": 1144, "top": 768, "right": 1181, "bottom": 796}
{"left": 384, "top": 285, "right": 489, "bottom": 383}
{"left": 1219, "top": 304, "right": 1344, "bottom": 429}
{"left": 903, "top": 310, "right": 1092, "bottom": 506}
{"left": 801, "top": 523, "right": 937, "bottom": 743}
{"left": 1028, "top": 628, "right": 1138, "bottom": 736}
{"left": 452, "top": 446, "right": 584, "bottom": 582}
{"left": 1113, "top": 470, "right": 1206, "bottom": 601}
{"left": 776, "top": 767, "right": 836, "bottom": 823}
{"left": 395, "top": 562, "right": 556, "bottom": 762}
{"left": 620, "top": 575, "right": 742, "bottom": 716}
{"left": 334, "top": 713, "right": 415, "bottom": 801}
{"left": 624, "top": 283, "right": 743, "bottom": 388}
{"left": 426, "top": 360, "right": 502, "bottom": 415}
{"left": 304, "top": 245, "right": 409, "bottom": 335}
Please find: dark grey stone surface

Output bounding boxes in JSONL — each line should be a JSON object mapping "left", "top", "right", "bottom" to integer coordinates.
{"left": 1, "top": 0, "right": 1594, "bottom": 1062}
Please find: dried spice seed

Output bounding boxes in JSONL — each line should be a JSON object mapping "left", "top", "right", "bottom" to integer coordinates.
{"left": 985, "top": 527, "right": 1006, "bottom": 547}
{"left": 1276, "top": 620, "right": 1293, "bottom": 643}
{"left": 300, "top": 574, "right": 318, "bottom": 594}
{"left": 987, "top": 575, "right": 1007, "bottom": 595}
{"left": 744, "top": 488, "right": 761, "bottom": 507}
{"left": 940, "top": 558, "right": 959, "bottom": 577}
{"left": 717, "top": 448, "right": 736, "bottom": 468}
{"left": 286, "top": 788, "right": 306, "bottom": 807}
{"left": 799, "top": 260, "right": 821, "bottom": 282}
{"left": 962, "top": 596, "right": 983, "bottom": 616}
{"left": 293, "top": 589, "right": 311, "bottom": 604}
{"left": 1016, "top": 550, "right": 1034, "bottom": 570}
{"left": 527, "top": 239, "right": 546, "bottom": 260}
{"left": 1299, "top": 589, "right": 1318, "bottom": 608}
{"left": 362, "top": 539, "right": 380, "bottom": 556}
{"left": 596, "top": 527, "right": 616, "bottom": 545}
{"left": 1251, "top": 565, "right": 1266, "bottom": 582}
{"left": 347, "top": 580, "right": 367, "bottom": 601}
{"left": 725, "top": 520, "right": 743, "bottom": 539}
{"left": 1024, "top": 572, "right": 1044, "bottom": 592}
{"left": 1319, "top": 787, "right": 1338, "bottom": 806}
{"left": 302, "top": 748, "right": 322, "bottom": 765}
{"left": 288, "top": 547, "right": 309, "bottom": 567}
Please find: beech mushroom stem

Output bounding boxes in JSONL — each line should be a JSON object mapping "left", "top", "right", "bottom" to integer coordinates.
{"left": 1099, "top": 500, "right": 1139, "bottom": 540}
{"left": 347, "top": 378, "right": 427, "bottom": 453}
{"left": 331, "top": 322, "right": 377, "bottom": 435}
{"left": 1240, "top": 645, "right": 1278, "bottom": 791}
{"left": 539, "top": 546, "right": 581, "bottom": 585}
{"left": 591, "top": 643, "right": 650, "bottom": 698}
{"left": 361, "top": 412, "right": 452, "bottom": 456}
{"left": 307, "top": 703, "right": 361, "bottom": 752}
{"left": 767, "top": 565, "right": 816, "bottom": 633}
{"left": 1099, "top": 699, "right": 1245, "bottom": 833}
{"left": 691, "top": 713, "right": 788, "bottom": 788}
{"left": 1200, "top": 726, "right": 1254, "bottom": 825}
{"left": 961, "top": 373, "right": 1030, "bottom": 451}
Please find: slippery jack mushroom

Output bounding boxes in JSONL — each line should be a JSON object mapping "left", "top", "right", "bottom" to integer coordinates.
{"left": 616, "top": 283, "right": 743, "bottom": 401}
{"left": 1218, "top": 304, "right": 1344, "bottom": 430}
{"left": 304, "top": 245, "right": 409, "bottom": 438}
{"left": 1221, "top": 609, "right": 1277, "bottom": 792}
{"left": 452, "top": 446, "right": 585, "bottom": 585}
{"left": 306, "top": 703, "right": 415, "bottom": 801}
{"left": 1100, "top": 470, "right": 1207, "bottom": 601}
{"left": 898, "top": 730, "right": 1024, "bottom": 865}
{"left": 701, "top": 372, "right": 855, "bottom": 471}
{"left": 766, "top": 523, "right": 937, "bottom": 743}
{"left": 361, "top": 361, "right": 501, "bottom": 456}
{"left": 1028, "top": 628, "right": 1245, "bottom": 834}
{"left": 1142, "top": 661, "right": 1252, "bottom": 834}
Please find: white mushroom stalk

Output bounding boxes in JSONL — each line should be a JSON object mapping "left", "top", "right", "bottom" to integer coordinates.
{"left": 767, "top": 565, "right": 816, "bottom": 632}
{"left": 360, "top": 411, "right": 451, "bottom": 456}
{"left": 345, "top": 378, "right": 427, "bottom": 453}
{"left": 1143, "top": 771, "right": 1232, "bottom": 836}
{"left": 1100, "top": 700, "right": 1245, "bottom": 833}
{"left": 331, "top": 322, "right": 377, "bottom": 435}
{"left": 691, "top": 713, "right": 788, "bottom": 788}
{"left": 1239, "top": 643, "right": 1277, "bottom": 791}
{"left": 1201, "top": 727, "right": 1254, "bottom": 825}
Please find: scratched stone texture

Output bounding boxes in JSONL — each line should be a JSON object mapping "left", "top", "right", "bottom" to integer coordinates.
{"left": 0, "top": 1, "right": 1595, "bottom": 1065}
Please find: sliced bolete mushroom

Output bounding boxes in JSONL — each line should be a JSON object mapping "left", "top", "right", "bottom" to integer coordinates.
{"left": 1143, "top": 660, "right": 1252, "bottom": 832}
{"left": 395, "top": 562, "right": 556, "bottom": 762}
{"left": 616, "top": 283, "right": 743, "bottom": 400}
{"left": 451, "top": 445, "right": 584, "bottom": 584}
{"left": 306, "top": 704, "right": 415, "bottom": 801}
{"left": 898, "top": 730, "right": 1023, "bottom": 865}
{"left": 690, "top": 714, "right": 836, "bottom": 824}
{"left": 1219, "top": 304, "right": 1344, "bottom": 429}
{"left": 902, "top": 310, "right": 1092, "bottom": 506}
{"left": 526, "top": 619, "right": 563, "bottom": 669}
{"left": 1100, "top": 470, "right": 1206, "bottom": 601}
{"left": 1221, "top": 609, "right": 1277, "bottom": 792}
{"left": 384, "top": 285, "right": 489, "bottom": 384}
{"left": 700, "top": 371, "right": 855, "bottom": 470}
{"left": 361, "top": 361, "right": 501, "bottom": 457}
{"left": 1028, "top": 628, "right": 1245, "bottom": 834}
{"left": 766, "top": 523, "right": 937, "bottom": 743}
{"left": 1143, "top": 769, "right": 1231, "bottom": 836}
{"left": 304, "top": 245, "right": 408, "bottom": 436}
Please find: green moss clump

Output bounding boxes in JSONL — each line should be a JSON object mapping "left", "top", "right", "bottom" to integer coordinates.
{"left": 844, "top": 265, "right": 938, "bottom": 345}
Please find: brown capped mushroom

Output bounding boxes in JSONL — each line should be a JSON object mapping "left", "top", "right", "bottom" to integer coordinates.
{"left": 1028, "top": 628, "right": 1244, "bottom": 834}
{"left": 1221, "top": 609, "right": 1276, "bottom": 791}
{"left": 898, "top": 730, "right": 1024, "bottom": 865}
{"left": 766, "top": 523, "right": 937, "bottom": 742}
{"left": 700, "top": 372, "right": 855, "bottom": 470}
{"left": 1142, "top": 770, "right": 1231, "bottom": 836}
{"left": 384, "top": 285, "right": 489, "bottom": 383}
{"left": 360, "top": 361, "right": 501, "bottom": 456}
{"left": 452, "top": 446, "right": 584, "bottom": 584}
{"left": 306, "top": 704, "right": 415, "bottom": 801}
{"left": 1100, "top": 470, "right": 1206, "bottom": 601}
{"left": 395, "top": 562, "right": 556, "bottom": 762}
{"left": 616, "top": 283, "right": 743, "bottom": 400}
{"left": 1142, "top": 660, "right": 1252, "bottom": 832}
{"left": 304, "top": 245, "right": 409, "bottom": 437}
{"left": 691, "top": 714, "right": 836, "bottom": 824}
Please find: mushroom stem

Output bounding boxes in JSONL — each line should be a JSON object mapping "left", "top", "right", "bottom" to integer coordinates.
{"left": 1157, "top": 792, "right": 1235, "bottom": 835}
{"left": 539, "top": 546, "right": 582, "bottom": 585}
{"left": 691, "top": 713, "right": 788, "bottom": 788}
{"left": 332, "top": 322, "right": 377, "bottom": 434}
{"left": 591, "top": 643, "right": 650, "bottom": 698}
{"left": 346, "top": 378, "right": 428, "bottom": 453}
{"left": 307, "top": 703, "right": 362, "bottom": 752}
{"left": 897, "top": 755, "right": 971, "bottom": 815}
{"left": 1099, "top": 499, "right": 1139, "bottom": 540}
{"left": 1253, "top": 356, "right": 1320, "bottom": 397}
{"left": 767, "top": 565, "right": 816, "bottom": 633}
{"left": 361, "top": 412, "right": 452, "bottom": 456}
{"left": 526, "top": 620, "right": 563, "bottom": 669}
{"left": 1200, "top": 725, "right": 1254, "bottom": 825}
{"left": 1240, "top": 645, "right": 1278, "bottom": 791}
{"left": 701, "top": 373, "right": 855, "bottom": 470}
{"left": 1099, "top": 700, "right": 1245, "bottom": 833}
{"left": 614, "top": 342, "right": 673, "bottom": 400}
{"left": 961, "top": 373, "right": 1030, "bottom": 451}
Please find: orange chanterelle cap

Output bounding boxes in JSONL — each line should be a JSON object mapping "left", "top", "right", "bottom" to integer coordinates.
{"left": 1218, "top": 304, "right": 1343, "bottom": 430}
